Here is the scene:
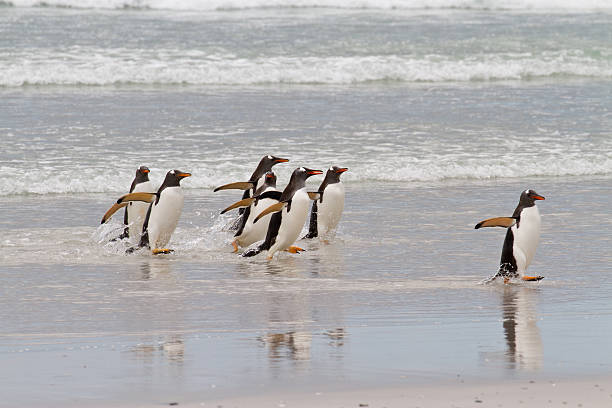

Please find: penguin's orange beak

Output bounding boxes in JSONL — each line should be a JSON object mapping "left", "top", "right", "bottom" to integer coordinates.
{"left": 533, "top": 195, "right": 545, "bottom": 200}
{"left": 142, "top": 168, "right": 150, "bottom": 174}
{"left": 275, "top": 158, "right": 289, "bottom": 163}
{"left": 335, "top": 167, "right": 348, "bottom": 173}
{"left": 307, "top": 169, "right": 323, "bottom": 175}
{"left": 178, "top": 172, "right": 191, "bottom": 178}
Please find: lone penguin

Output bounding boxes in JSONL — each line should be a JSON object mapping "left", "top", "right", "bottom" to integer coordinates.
{"left": 475, "top": 189, "right": 546, "bottom": 282}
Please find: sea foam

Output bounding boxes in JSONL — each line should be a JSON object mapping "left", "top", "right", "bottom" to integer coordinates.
{"left": 1, "top": 49, "right": 611, "bottom": 87}
{"left": 2, "top": 155, "right": 611, "bottom": 196}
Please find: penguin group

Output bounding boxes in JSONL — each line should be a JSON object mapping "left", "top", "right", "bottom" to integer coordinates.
{"left": 99, "top": 155, "right": 547, "bottom": 284}
{"left": 101, "top": 168, "right": 191, "bottom": 255}
{"left": 213, "top": 156, "right": 349, "bottom": 260}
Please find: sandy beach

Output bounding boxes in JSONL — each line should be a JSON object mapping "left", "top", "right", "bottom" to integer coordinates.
{"left": 200, "top": 378, "right": 612, "bottom": 408}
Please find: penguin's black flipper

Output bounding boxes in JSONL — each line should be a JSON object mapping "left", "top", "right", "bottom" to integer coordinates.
{"left": 307, "top": 192, "right": 321, "bottom": 201}
{"left": 253, "top": 202, "right": 287, "bottom": 223}
{"left": 213, "top": 181, "right": 255, "bottom": 192}
{"left": 101, "top": 192, "right": 156, "bottom": 224}
{"left": 303, "top": 200, "right": 318, "bottom": 239}
{"left": 221, "top": 198, "right": 256, "bottom": 214}
{"left": 101, "top": 202, "right": 128, "bottom": 224}
{"left": 474, "top": 217, "right": 516, "bottom": 229}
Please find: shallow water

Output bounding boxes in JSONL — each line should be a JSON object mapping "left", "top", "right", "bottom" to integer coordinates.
{"left": 2, "top": 178, "right": 612, "bottom": 405}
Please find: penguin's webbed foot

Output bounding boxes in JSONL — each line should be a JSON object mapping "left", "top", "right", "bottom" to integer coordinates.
{"left": 125, "top": 246, "right": 140, "bottom": 254}
{"left": 242, "top": 248, "right": 261, "bottom": 257}
{"left": 286, "top": 246, "right": 304, "bottom": 254}
{"left": 521, "top": 275, "right": 544, "bottom": 282}
{"left": 232, "top": 241, "right": 239, "bottom": 253}
{"left": 152, "top": 248, "right": 174, "bottom": 255}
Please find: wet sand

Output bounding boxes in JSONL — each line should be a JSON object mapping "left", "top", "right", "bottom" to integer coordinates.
{"left": 200, "top": 377, "right": 612, "bottom": 408}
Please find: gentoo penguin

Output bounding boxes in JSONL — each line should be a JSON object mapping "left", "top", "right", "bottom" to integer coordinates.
{"left": 303, "top": 166, "right": 348, "bottom": 239}
{"left": 214, "top": 154, "right": 288, "bottom": 238}
{"left": 118, "top": 166, "right": 154, "bottom": 241}
{"left": 475, "top": 189, "right": 545, "bottom": 282}
{"left": 101, "top": 169, "right": 191, "bottom": 254}
{"left": 220, "top": 171, "right": 281, "bottom": 252}
{"left": 242, "top": 167, "right": 323, "bottom": 259}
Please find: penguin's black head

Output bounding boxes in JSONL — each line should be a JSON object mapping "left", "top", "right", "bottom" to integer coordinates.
{"left": 325, "top": 166, "right": 348, "bottom": 183}
{"left": 297, "top": 167, "right": 323, "bottom": 179}
{"left": 163, "top": 169, "right": 191, "bottom": 187}
{"left": 261, "top": 155, "right": 289, "bottom": 169}
{"left": 252, "top": 155, "right": 289, "bottom": 181}
{"left": 520, "top": 189, "right": 545, "bottom": 205}
{"left": 264, "top": 171, "right": 277, "bottom": 187}
{"left": 135, "top": 166, "right": 150, "bottom": 182}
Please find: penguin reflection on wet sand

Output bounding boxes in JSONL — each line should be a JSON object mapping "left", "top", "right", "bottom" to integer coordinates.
{"left": 101, "top": 169, "right": 191, "bottom": 254}
{"left": 219, "top": 171, "right": 281, "bottom": 252}
{"left": 117, "top": 165, "right": 153, "bottom": 241}
{"left": 475, "top": 189, "right": 545, "bottom": 282}
{"left": 213, "top": 155, "right": 289, "bottom": 231}
{"left": 303, "top": 165, "right": 348, "bottom": 240}
{"left": 240, "top": 167, "right": 323, "bottom": 260}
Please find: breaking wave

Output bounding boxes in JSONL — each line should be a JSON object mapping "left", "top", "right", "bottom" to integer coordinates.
{"left": 2, "top": 49, "right": 611, "bottom": 87}
{"left": 2, "top": 155, "right": 611, "bottom": 196}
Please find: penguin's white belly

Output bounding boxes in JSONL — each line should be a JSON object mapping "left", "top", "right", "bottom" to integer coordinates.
{"left": 269, "top": 189, "right": 310, "bottom": 255}
{"left": 317, "top": 183, "right": 345, "bottom": 236}
{"left": 147, "top": 186, "right": 184, "bottom": 249}
{"left": 127, "top": 180, "right": 153, "bottom": 239}
{"left": 237, "top": 190, "right": 276, "bottom": 248}
{"left": 512, "top": 206, "right": 541, "bottom": 273}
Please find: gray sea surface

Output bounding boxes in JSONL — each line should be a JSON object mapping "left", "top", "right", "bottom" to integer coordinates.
{"left": 1, "top": 3, "right": 612, "bottom": 407}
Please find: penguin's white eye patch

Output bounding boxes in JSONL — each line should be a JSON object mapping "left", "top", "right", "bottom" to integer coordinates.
{"left": 329, "top": 166, "right": 334, "bottom": 171}
{"left": 267, "top": 155, "right": 272, "bottom": 160}
{"left": 299, "top": 167, "right": 305, "bottom": 172}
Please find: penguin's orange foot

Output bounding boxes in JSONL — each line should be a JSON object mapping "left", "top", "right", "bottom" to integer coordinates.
{"left": 152, "top": 248, "right": 174, "bottom": 255}
{"left": 231, "top": 241, "right": 239, "bottom": 253}
{"left": 504, "top": 277, "right": 510, "bottom": 284}
{"left": 521, "top": 275, "right": 544, "bottom": 281}
{"left": 286, "top": 246, "right": 304, "bottom": 254}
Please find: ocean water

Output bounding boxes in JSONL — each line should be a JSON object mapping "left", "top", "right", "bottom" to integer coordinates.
{"left": 1, "top": 1, "right": 612, "bottom": 406}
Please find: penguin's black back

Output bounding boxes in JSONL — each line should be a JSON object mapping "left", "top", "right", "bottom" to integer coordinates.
{"left": 304, "top": 200, "right": 318, "bottom": 239}
{"left": 242, "top": 211, "right": 282, "bottom": 257}
{"left": 497, "top": 228, "right": 518, "bottom": 278}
